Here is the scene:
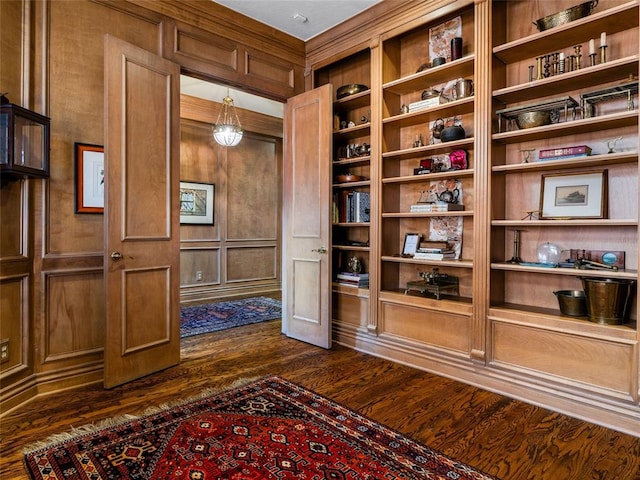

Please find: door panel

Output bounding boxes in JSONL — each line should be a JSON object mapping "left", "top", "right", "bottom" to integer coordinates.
{"left": 104, "top": 35, "right": 180, "bottom": 388}
{"left": 282, "top": 85, "right": 332, "bottom": 348}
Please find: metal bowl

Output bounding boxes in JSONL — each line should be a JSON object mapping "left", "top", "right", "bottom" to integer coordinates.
{"left": 336, "top": 84, "right": 368, "bottom": 99}
{"left": 534, "top": 1, "right": 598, "bottom": 31}
{"left": 515, "top": 110, "right": 552, "bottom": 129}
{"left": 554, "top": 290, "right": 587, "bottom": 316}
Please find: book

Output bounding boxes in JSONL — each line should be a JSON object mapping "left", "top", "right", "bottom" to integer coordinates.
{"left": 337, "top": 272, "right": 369, "bottom": 281}
{"left": 410, "top": 203, "right": 464, "bottom": 213}
{"left": 408, "top": 97, "right": 440, "bottom": 112}
{"left": 355, "top": 191, "right": 371, "bottom": 223}
{"left": 413, "top": 252, "right": 456, "bottom": 260}
{"left": 537, "top": 153, "right": 591, "bottom": 161}
{"left": 538, "top": 145, "right": 591, "bottom": 159}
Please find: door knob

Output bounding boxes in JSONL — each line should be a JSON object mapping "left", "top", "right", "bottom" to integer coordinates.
{"left": 311, "top": 246, "right": 327, "bottom": 254}
{"left": 110, "top": 251, "right": 123, "bottom": 261}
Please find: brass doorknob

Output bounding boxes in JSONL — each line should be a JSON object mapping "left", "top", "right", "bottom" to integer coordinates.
{"left": 311, "top": 246, "right": 327, "bottom": 254}
{"left": 110, "top": 251, "right": 123, "bottom": 261}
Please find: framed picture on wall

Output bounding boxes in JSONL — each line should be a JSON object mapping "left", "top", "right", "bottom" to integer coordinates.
{"left": 180, "top": 181, "right": 214, "bottom": 225}
{"left": 75, "top": 143, "right": 105, "bottom": 213}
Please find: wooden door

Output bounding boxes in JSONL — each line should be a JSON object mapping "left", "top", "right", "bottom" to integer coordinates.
{"left": 103, "top": 35, "right": 180, "bottom": 388}
{"left": 282, "top": 84, "right": 332, "bottom": 348}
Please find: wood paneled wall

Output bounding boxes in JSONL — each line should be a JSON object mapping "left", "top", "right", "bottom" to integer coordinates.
{"left": 0, "top": 0, "right": 297, "bottom": 413}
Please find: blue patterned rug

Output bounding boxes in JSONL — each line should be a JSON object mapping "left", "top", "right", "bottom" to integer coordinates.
{"left": 180, "top": 296, "right": 282, "bottom": 338}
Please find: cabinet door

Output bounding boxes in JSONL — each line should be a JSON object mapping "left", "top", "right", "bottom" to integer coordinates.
{"left": 282, "top": 84, "right": 333, "bottom": 348}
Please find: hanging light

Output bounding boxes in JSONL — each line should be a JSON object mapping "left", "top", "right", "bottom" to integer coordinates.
{"left": 212, "top": 93, "right": 243, "bottom": 147}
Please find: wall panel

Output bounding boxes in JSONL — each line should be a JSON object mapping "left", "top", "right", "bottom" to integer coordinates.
{"left": 227, "top": 246, "right": 277, "bottom": 282}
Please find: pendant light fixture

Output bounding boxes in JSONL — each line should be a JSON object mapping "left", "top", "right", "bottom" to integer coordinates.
{"left": 212, "top": 92, "right": 243, "bottom": 147}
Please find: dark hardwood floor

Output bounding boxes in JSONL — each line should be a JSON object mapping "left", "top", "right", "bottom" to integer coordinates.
{"left": 2, "top": 319, "right": 639, "bottom": 479}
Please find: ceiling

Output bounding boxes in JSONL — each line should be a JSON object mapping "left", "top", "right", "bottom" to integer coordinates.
{"left": 210, "top": 0, "right": 382, "bottom": 41}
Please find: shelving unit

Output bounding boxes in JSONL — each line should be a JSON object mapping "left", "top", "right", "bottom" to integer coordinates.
{"left": 379, "top": 3, "right": 476, "bottom": 312}
{"left": 304, "top": 0, "right": 639, "bottom": 434}
{"left": 488, "top": 0, "right": 639, "bottom": 408}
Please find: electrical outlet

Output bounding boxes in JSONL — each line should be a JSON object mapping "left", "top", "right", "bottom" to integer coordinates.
{"left": 196, "top": 271, "right": 203, "bottom": 282}
{"left": 0, "top": 339, "right": 9, "bottom": 363}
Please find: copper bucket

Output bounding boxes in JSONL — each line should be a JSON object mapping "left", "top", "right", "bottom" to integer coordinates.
{"left": 580, "top": 277, "right": 635, "bottom": 325}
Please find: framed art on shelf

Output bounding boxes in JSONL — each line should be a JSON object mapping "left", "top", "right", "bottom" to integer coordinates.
{"left": 539, "top": 170, "right": 608, "bottom": 220}
{"left": 75, "top": 143, "right": 104, "bottom": 213}
{"left": 180, "top": 181, "right": 215, "bottom": 225}
{"left": 402, "top": 233, "right": 422, "bottom": 257}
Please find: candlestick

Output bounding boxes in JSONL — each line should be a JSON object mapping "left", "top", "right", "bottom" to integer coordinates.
{"left": 599, "top": 45, "right": 607, "bottom": 63}
{"left": 507, "top": 230, "right": 523, "bottom": 264}
{"left": 574, "top": 45, "right": 582, "bottom": 70}
{"left": 600, "top": 32, "right": 607, "bottom": 46}
{"left": 552, "top": 53, "right": 559, "bottom": 76}
{"left": 528, "top": 65, "right": 535, "bottom": 83}
{"left": 589, "top": 53, "right": 597, "bottom": 66}
{"left": 559, "top": 52, "right": 565, "bottom": 74}
{"left": 589, "top": 39, "right": 595, "bottom": 55}
{"left": 536, "top": 56, "right": 543, "bottom": 80}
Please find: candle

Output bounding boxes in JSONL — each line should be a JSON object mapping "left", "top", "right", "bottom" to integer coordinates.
{"left": 589, "top": 39, "right": 595, "bottom": 54}
{"left": 559, "top": 52, "right": 565, "bottom": 60}
{"left": 600, "top": 32, "right": 606, "bottom": 46}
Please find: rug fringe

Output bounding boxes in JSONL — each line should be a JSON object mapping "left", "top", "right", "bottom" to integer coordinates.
{"left": 22, "top": 375, "right": 263, "bottom": 455}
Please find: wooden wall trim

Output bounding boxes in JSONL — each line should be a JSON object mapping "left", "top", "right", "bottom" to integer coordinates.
{"left": 123, "top": 0, "right": 304, "bottom": 64}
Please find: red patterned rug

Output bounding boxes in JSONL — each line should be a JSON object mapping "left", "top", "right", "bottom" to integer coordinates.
{"left": 24, "top": 375, "right": 498, "bottom": 479}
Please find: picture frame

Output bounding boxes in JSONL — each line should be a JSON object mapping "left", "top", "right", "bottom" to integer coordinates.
{"left": 180, "top": 181, "right": 214, "bottom": 225}
{"left": 539, "top": 170, "right": 608, "bottom": 220}
{"left": 402, "top": 233, "right": 422, "bottom": 257}
{"left": 75, "top": 143, "right": 104, "bottom": 213}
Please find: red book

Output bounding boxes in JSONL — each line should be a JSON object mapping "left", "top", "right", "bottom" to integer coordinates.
{"left": 538, "top": 145, "right": 591, "bottom": 159}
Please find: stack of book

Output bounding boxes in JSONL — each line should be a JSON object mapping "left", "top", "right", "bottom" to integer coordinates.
{"left": 336, "top": 272, "right": 369, "bottom": 288}
{"left": 538, "top": 145, "right": 592, "bottom": 161}
{"left": 409, "top": 203, "right": 464, "bottom": 213}
{"left": 408, "top": 97, "right": 441, "bottom": 112}
{"left": 413, "top": 247, "right": 456, "bottom": 260}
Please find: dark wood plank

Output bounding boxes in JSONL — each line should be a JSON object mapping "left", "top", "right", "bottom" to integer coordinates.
{"left": 2, "top": 318, "right": 639, "bottom": 479}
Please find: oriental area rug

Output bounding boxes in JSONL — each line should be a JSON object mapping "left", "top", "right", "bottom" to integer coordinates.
{"left": 23, "top": 375, "right": 498, "bottom": 480}
{"left": 180, "top": 296, "right": 282, "bottom": 338}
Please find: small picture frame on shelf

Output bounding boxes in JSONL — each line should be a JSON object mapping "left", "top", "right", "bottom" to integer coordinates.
{"left": 402, "top": 233, "right": 422, "bottom": 257}
{"left": 539, "top": 170, "right": 608, "bottom": 220}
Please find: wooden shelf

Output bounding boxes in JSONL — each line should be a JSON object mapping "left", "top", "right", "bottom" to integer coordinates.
{"left": 333, "top": 155, "right": 371, "bottom": 167}
{"left": 381, "top": 255, "right": 473, "bottom": 269}
{"left": 488, "top": 304, "right": 637, "bottom": 339}
{"left": 333, "top": 122, "right": 370, "bottom": 140}
{"left": 493, "top": 1, "right": 639, "bottom": 64}
{"left": 334, "top": 89, "right": 371, "bottom": 110}
{"left": 383, "top": 211, "right": 473, "bottom": 218}
{"left": 333, "top": 222, "right": 370, "bottom": 227}
{"left": 492, "top": 56, "right": 639, "bottom": 106}
{"left": 383, "top": 169, "right": 474, "bottom": 184}
{"left": 492, "top": 219, "right": 637, "bottom": 227}
{"left": 492, "top": 110, "right": 638, "bottom": 144}
{"left": 332, "top": 180, "right": 370, "bottom": 188}
{"left": 490, "top": 262, "right": 638, "bottom": 279}
{"left": 332, "top": 282, "right": 370, "bottom": 297}
{"left": 332, "top": 245, "right": 370, "bottom": 251}
{"left": 379, "top": 289, "right": 473, "bottom": 315}
{"left": 383, "top": 97, "right": 475, "bottom": 128}
{"left": 383, "top": 138, "right": 474, "bottom": 159}
{"left": 492, "top": 152, "right": 638, "bottom": 173}
{"left": 383, "top": 56, "right": 475, "bottom": 95}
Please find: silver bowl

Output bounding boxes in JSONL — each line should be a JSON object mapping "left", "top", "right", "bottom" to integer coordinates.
{"left": 515, "top": 111, "right": 551, "bottom": 129}
{"left": 336, "top": 84, "right": 368, "bottom": 99}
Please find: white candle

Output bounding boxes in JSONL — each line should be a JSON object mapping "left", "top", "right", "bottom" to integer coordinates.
{"left": 559, "top": 52, "right": 565, "bottom": 60}
{"left": 589, "top": 39, "right": 595, "bottom": 54}
{"left": 600, "top": 32, "right": 606, "bottom": 46}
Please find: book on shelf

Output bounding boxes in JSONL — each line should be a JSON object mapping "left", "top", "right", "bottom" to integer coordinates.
{"left": 410, "top": 203, "right": 464, "bottom": 213}
{"left": 538, "top": 145, "right": 591, "bottom": 160}
{"left": 419, "top": 240, "right": 450, "bottom": 249}
{"left": 416, "top": 247, "right": 454, "bottom": 254}
{"left": 335, "top": 191, "right": 370, "bottom": 223}
{"left": 336, "top": 272, "right": 369, "bottom": 281}
{"left": 408, "top": 97, "right": 441, "bottom": 112}
{"left": 413, "top": 251, "right": 456, "bottom": 260}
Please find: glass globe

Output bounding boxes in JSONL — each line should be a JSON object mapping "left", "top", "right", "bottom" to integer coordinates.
{"left": 536, "top": 242, "right": 562, "bottom": 265}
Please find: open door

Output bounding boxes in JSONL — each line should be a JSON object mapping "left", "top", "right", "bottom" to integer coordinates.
{"left": 103, "top": 35, "right": 180, "bottom": 388}
{"left": 282, "top": 84, "right": 333, "bottom": 349}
